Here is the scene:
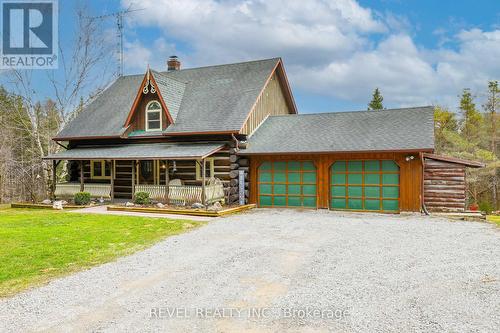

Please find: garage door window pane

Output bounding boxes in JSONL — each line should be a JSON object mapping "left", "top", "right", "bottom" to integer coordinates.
{"left": 348, "top": 174, "right": 362, "bottom": 185}
{"left": 332, "top": 161, "right": 346, "bottom": 172}
{"left": 331, "top": 198, "right": 346, "bottom": 209}
{"left": 348, "top": 161, "right": 362, "bottom": 172}
{"left": 303, "top": 185, "right": 316, "bottom": 195}
{"left": 348, "top": 186, "right": 362, "bottom": 197}
{"left": 364, "top": 199, "right": 380, "bottom": 210}
{"left": 288, "top": 184, "right": 301, "bottom": 195}
{"left": 348, "top": 199, "right": 362, "bottom": 210}
{"left": 259, "top": 184, "right": 272, "bottom": 195}
{"left": 383, "top": 200, "right": 399, "bottom": 211}
{"left": 382, "top": 186, "right": 399, "bottom": 198}
{"left": 364, "top": 160, "right": 380, "bottom": 172}
{"left": 288, "top": 172, "right": 300, "bottom": 183}
{"left": 260, "top": 162, "right": 272, "bottom": 170}
{"left": 303, "top": 173, "right": 316, "bottom": 183}
{"left": 273, "top": 161, "right": 287, "bottom": 170}
{"left": 303, "top": 197, "right": 316, "bottom": 207}
{"left": 288, "top": 161, "right": 301, "bottom": 171}
{"left": 274, "top": 184, "right": 286, "bottom": 194}
{"left": 274, "top": 172, "right": 286, "bottom": 182}
{"left": 382, "top": 174, "right": 399, "bottom": 185}
{"left": 259, "top": 172, "right": 272, "bottom": 182}
{"left": 331, "top": 186, "right": 346, "bottom": 197}
{"left": 364, "top": 186, "right": 380, "bottom": 198}
{"left": 274, "top": 196, "right": 286, "bottom": 206}
{"left": 288, "top": 196, "right": 301, "bottom": 206}
{"left": 364, "top": 174, "right": 380, "bottom": 185}
{"left": 382, "top": 160, "right": 399, "bottom": 171}
{"left": 302, "top": 161, "right": 315, "bottom": 171}
{"left": 332, "top": 173, "right": 345, "bottom": 185}
{"left": 259, "top": 196, "right": 272, "bottom": 206}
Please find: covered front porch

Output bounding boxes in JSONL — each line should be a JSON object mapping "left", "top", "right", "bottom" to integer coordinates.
{"left": 44, "top": 143, "right": 226, "bottom": 206}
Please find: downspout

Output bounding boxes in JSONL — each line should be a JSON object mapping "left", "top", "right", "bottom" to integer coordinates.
{"left": 420, "top": 152, "right": 430, "bottom": 215}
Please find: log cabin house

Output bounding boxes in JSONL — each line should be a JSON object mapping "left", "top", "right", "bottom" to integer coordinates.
{"left": 44, "top": 56, "right": 483, "bottom": 213}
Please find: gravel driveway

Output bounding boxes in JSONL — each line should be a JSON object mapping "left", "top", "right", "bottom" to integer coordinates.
{"left": 1, "top": 209, "right": 499, "bottom": 332}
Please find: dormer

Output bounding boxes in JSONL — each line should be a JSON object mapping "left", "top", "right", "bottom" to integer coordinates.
{"left": 123, "top": 65, "right": 185, "bottom": 137}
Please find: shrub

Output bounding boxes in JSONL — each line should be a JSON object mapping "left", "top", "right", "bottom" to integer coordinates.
{"left": 134, "top": 192, "right": 150, "bottom": 205}
{"left": 74, "top": 192, "right": 91, "bottom": 206}
{"left": 479, "top": 201, "right": 493, "bottom": 214}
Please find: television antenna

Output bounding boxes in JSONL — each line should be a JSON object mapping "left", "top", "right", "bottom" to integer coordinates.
{"left": 86, "top": 5, "right": 144, "bottom": 77}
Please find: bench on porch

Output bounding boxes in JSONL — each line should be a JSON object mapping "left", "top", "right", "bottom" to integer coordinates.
{"left": 55, "top": 183, "right": 112, "bottom": 199}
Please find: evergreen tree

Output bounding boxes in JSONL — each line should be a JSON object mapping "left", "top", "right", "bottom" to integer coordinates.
{"left": 368, "top": 88, "right": 384, "bottom": 110}
{"left": 483, "top": 80, "right": 499, "bottom": 154}
{"left": 459, "top": 88, "right": 483, "bottom": 146}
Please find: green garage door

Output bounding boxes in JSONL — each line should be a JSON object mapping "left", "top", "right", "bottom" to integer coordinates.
{"left": 258, "top": 161, "right": 317, "bottom": 208}
{"left": 330, "top": 160, "right": 400, "bottom": 212}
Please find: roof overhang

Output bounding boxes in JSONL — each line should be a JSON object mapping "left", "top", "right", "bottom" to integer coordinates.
{"left": 423, "top": 153, "right": 485, "bottom": 168}
{"left": 43, "top": 143, "right": 224, "bottom": 161}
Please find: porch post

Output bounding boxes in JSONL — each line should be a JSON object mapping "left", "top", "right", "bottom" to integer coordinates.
{"left": 131, "top": 160, "right": 135, "bottom": 201}
{"left": 79, "top": 160, "right": 84, "bottom": 192}
{"left": 165, "top": 160, "right": 169, "bottom": 204}
{"left": 201, "top": 158, "right": 206, "bottom": 206}
{"left": 110, "top": 160, "right": 115, "bottom": 201}
{"left": 51, "top": 159, "right": 57, "bottom": 200}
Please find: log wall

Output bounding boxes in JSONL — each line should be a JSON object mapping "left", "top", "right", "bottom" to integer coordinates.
{"left": 424, "top": 158, "right": 466, "bottom": 212}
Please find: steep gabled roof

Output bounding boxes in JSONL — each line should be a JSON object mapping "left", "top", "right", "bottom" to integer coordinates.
{"left": 54, "top": 58, "right": 284, "bottom": 140}
{"left": 241, "top": 106, "right": 435, "bottom": 154}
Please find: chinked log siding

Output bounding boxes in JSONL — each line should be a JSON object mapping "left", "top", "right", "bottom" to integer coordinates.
{"left": 424, "top": 158, "right": 466, "bottom": 212}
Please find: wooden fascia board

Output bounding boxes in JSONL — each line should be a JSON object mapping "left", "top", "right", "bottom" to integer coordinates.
{"left": 238, "top": 148, "right": 435, "bottom": 155}
{"left": 163, "top": 130, "right": 239, "bottom": 136}
{"left": 423, "top": 153, "right": 485, "bottom": 168}
{"left": 124, "top": 71, "right": 149, "bottom": 127}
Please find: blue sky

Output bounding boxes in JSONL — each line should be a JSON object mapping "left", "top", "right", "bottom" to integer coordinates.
{"left": 7, "top": 0, "right": 500, "bottom": 114}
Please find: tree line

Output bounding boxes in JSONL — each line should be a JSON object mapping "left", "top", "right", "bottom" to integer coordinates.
{"left": 369, "top": 85, "right": 499, "bottom": 212}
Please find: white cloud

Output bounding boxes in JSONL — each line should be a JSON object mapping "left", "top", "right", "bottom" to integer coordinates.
{"left": 121, "top": 0, "right": 500, "bottom": 110}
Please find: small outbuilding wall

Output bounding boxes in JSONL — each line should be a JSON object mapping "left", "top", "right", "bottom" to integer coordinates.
{"left": 423, "top": 154, "right": 484, "bottom": 212}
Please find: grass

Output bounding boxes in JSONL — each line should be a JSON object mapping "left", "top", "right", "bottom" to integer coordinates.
{"left": 0, "top": 207, "right": 203, "bottom": 297}
{"left": 486, "top": 215, "right": 500, "bottom": 226}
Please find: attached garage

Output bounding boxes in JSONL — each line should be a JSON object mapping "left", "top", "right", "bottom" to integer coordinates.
{"left": 257, "top": 160, "right": 317, "bottom": 208}
{"left": 242, "top": 107, "right": 437, "bottom": 213}
{"left": 330, "top": 160, "right": 400, "bottom": 212}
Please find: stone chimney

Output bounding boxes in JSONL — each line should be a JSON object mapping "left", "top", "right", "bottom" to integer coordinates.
{"left": 167, "top": 55, "right": 181, "bottom": 71}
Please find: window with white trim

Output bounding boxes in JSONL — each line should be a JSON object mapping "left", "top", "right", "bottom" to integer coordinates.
{"left": 196, "top": 158, "right": 215, "bottom": 180}
{"left": 146, "top": 100, "right": 162, "bottom": 131}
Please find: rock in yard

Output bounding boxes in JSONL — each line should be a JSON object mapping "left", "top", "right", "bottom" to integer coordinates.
{"left": 207, "top": 202, "right": 223, "bottom": 211}
{"left": 156, "top": 203, "right": 165, "bottom": 208}
{"left": 52, "top": 201, "right": 63, "bottom": 210}
{"left": 60, "top": 200, "right": 68, "bottom": 205}
{"left": 125, "top": 202, "right": 135, "bottom": 207}
{"left": 191, "top": 202, "right": 204, "bottom": 209}
{"left": 41, "top": 199, "right": 52, "bottom": 205}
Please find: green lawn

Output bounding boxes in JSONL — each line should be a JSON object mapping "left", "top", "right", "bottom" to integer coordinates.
{"left": 0, "top": 207, "right": 202, "bottom": 297}
{"left": 486, "top": 215, "right": 500, "bottom": 226}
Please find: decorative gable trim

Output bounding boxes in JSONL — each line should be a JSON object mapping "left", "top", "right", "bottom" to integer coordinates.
{"left": 124, "top": 68, "right": 174, "bottom": 129}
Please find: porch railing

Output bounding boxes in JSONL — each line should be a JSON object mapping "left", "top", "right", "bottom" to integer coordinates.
{"left": 135, "top": 183, "right": 225, "bottom": 205}
{"left": 55, "top": 183, "right": 111, "bottom": 199}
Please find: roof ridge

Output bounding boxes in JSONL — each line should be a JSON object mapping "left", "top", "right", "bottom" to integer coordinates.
{"left": 150, "top": 69, "right": 188, "bottom": 85}
{"left": 159, "top": 57, "right": 281, "bottom": 74}
{"left": 267, "top": 106, "right": 434, "bottom": 118}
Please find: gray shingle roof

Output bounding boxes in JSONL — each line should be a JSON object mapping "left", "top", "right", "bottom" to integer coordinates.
{"left": 241, "top": 107, "right": 435, "bottom": 154}
{"left": 44, "top": 143, "right": 224, "bottom": 160}
{"left": 55, "top": 58, "right": 280, "bottom": 139}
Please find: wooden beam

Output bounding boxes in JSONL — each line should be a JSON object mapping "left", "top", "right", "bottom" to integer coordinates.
{"left": 51, "top": 160, "right": 57, "bottom": 200}
{"left": 131, "top": 160, "right": 135, "bottom": 201}
{"left": 165, "top": 160, "right": 169, "bottom": 204}
{"left": 110, "top": 160, "right": 115, "bottom": 201}
{"left": 79, "top": 161, "right": 84, "bottom": 192}
{"left": 201, "top": 158, "right": 206, "bottom": 206}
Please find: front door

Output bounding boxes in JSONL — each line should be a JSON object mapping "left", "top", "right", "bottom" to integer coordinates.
{"left": 139, "top": 160, "right": 155, "bottom": 184}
